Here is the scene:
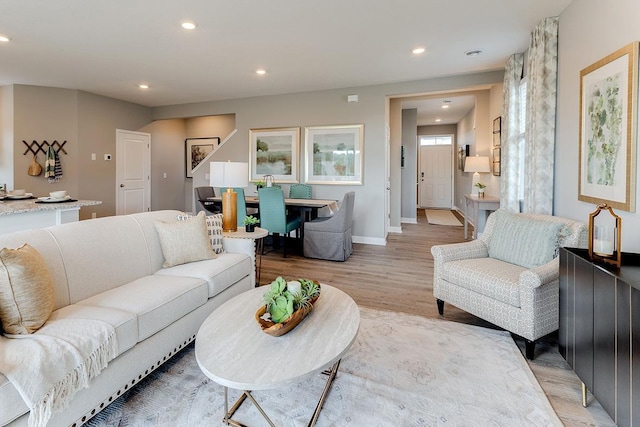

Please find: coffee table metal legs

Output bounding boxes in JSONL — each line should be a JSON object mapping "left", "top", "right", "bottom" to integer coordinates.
{"left": 222, "top": 359, "right": 341, "bottom": 427}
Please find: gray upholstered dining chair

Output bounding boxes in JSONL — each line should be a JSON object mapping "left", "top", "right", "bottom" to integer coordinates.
{"left": 194, "top": 186, "right": 220, "bottom": 215}
{"left": 303, "top": 192, "right": 355, "bottom": 261}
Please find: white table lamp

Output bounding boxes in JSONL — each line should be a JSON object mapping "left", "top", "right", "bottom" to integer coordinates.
{"left": 210, "top": 161, "right": 249, "bottom": 232}
{"left": 464, "top": 155, "right": 490, "bottom": 196}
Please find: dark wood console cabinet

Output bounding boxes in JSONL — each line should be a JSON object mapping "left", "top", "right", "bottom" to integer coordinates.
{"left": 559, "top": 247, "right": 640, "bottom": 426}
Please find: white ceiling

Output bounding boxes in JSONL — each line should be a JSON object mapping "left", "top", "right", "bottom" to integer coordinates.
{"left": 0, "top": 1, "right": 572, "bottom": 109}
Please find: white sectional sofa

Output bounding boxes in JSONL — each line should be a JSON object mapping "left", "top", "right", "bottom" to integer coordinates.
{"left": 0, "top": 210, "right": 253, "bottom": 426}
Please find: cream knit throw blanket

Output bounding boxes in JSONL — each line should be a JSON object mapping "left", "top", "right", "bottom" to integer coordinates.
{"left": 0, "top": 318, "right": 117, "bottom": 427}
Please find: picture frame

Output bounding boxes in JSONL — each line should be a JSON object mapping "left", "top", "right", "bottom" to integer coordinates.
{"left": 186, "top": 137, "right": 220, "bottom": 178}
{"left": 493, "top": 132, "right": 501, "bottom": 147}
{"left": 304, "top": 124, "right": 364, "bottom": 185}
{"left": 249, "top": 127, "right": 300, "bottom": 183}
{"left": 458, "top": 144, "right": 469, "bottom": 170}
{"left": 578, "top": 42, "right": 638, "bottom": 212}
{"left": 492, "top": 147, "right": 501, "bottom": 176}
{"left": 492, "top": 116, "right": 502, "bottom": 133}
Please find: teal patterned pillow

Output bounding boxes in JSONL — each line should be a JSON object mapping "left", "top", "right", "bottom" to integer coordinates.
{"left": 488, "top": 210, "right": 564, "bottom": 268}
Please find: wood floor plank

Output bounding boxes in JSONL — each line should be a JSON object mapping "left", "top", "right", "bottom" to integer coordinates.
{"left": 259, "top": 210, "right": 614, "bottom": 426}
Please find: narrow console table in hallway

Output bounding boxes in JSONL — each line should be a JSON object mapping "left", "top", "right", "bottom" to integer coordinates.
{"left": 463, "top": 194, "right": 500, "bottom": 239}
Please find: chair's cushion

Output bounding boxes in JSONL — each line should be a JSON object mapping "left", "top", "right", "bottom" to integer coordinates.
{"left": 155, "top": 253, "right": 251, "bottom": 298}
{"left": 154, "top": 211, "right": 216, "bottom": 267}
{"left": 48, "top": 304, "right": 138, "bottom": 355}
{"left": 488, "top": 210, "right": 566, "bottom": 268}
{"left": 177, "top": 213, "right": 224, "bottom": 254}
{"left": 441, "top": 257, "right": 526, "bottom": 307}
{"left": 0, "top": 244, "right": 55, "bottom": 335}
{"left": 76, "top": 275, "right": 208, "bottom": 341}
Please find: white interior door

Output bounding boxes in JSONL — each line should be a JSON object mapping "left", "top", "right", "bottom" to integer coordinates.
{"left": 419, "top": 144, "right": 452, "bottom": 208}
{"left": 116, "top": 129, "right": 151, "bottom": 215}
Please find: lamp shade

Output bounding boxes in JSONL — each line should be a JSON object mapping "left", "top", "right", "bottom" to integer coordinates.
{"left": 209, "top": 161, "right": 249, "bottom": 188}
{"left": 464, "top": 156, "right": 490, "bottom": 173}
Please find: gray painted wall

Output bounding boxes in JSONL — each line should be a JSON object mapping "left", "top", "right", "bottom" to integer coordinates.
{"left": 152, "top": 71, "right": 504, "bottom": 243}
{"left": 401, "top": 108, "right": 417, "bottom": 221}
{"left": 556, "top": 0, "right": 640, "bottom": 252}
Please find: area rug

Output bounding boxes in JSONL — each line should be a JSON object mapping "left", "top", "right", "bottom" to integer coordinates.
{"left": 86, "top": 308, "right": 561, "bottom": 426}
{"left": 425, "top": 209, "right": 463, "bottom": 226}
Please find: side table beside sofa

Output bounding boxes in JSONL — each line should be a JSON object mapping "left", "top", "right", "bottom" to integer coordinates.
{"left": 0, "top": 210, "right": 253, "bottom": 427}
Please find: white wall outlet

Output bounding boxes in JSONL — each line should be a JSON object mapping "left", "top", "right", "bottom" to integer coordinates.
{"left": 163, "top": 172, "right": 167, "bottom": 178}
{"left": 104, "top": 154, "right": 112, "bottom": 161}
{"left": 205, "top": 173, "right": 210, "bottom": 180}
{"left": 91, "top": 153, "right": 96, "bottom": 160}
{"left": 91, "top": 212, "right": 97, "bottom": 219}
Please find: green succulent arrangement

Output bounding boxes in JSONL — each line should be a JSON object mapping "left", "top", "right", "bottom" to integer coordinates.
{"left": 243, "top": 215, "right": 259, "bottom": 225}
{"left": 261, "top": 276, "right": 321, "bottom": 323}
{"left": 474, "top": 182, "right": 487, "bottom": 189}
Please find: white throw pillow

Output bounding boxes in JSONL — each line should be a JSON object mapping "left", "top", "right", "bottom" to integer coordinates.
{"left": 154, "top": 211, "right": 217, "bottom": 268}
{"left": 0, "top": 244, "right": 56, "bottom": 335}
{"left": 177, "top": 213, "right": 224, "bottom": 254}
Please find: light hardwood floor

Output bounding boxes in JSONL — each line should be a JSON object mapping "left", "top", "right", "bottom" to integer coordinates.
{"left": 259, "top": 210, "right": 615, "bottom": 427}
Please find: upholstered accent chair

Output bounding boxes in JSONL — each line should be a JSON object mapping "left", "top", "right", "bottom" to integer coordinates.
{"left": 194, "top": 186, "right": 220, "bottom": 215}
{"left": 258, "top": 187, "right": 302, "bottom": 257}
{"left": 303, "top": 192, "right": 355, "bottom": 261}
{"left": 431, "top": 209, "right": 588, "bottom": 359}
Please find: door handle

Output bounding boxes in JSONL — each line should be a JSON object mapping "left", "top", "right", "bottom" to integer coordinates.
{"left": 120, "top": 184, "right": 125, "bottom": 188}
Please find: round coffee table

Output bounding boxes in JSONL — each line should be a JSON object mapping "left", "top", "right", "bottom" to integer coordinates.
{"left": 195, "top": 284, "right": 360, "bottom": 426}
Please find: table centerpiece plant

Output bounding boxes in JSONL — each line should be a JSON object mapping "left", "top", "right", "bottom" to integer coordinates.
{"left": 474, "top": 182, "right": 486, "bottom": 197}
{"left": 255, "top": 276, "right": 321, "bottom": 336}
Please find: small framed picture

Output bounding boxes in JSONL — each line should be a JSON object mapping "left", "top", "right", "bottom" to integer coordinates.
{"left": 492, "top": 116, "right": 502, "bottom": 133}
{"left": 186, "top": 137, "right": 220, "bottom": 178}
{"left": 493, "top": 132, "right": 501, "bottom": 147}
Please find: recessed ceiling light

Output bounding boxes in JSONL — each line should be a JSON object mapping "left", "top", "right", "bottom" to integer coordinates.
{"left": 412, "top": 47, "right": 425, "bottom": 55}
{"left": 256, "top": 69, "right": 267, "bottom": 75}
{"left": 138, "top": 84, "right": 149, "bottom": 89}
{"left": 441, "top": 105, "right": 450, "bottom": 109}
{"left": 435, "top": 118, "right": 442, "bottom": 123}
{"left": 465, "top": 49, "right": 483, "bottom": 57}
{"left": 181, "top": 21, "right": 197, "bottom": 30}
{"left": 441, "top": 100, "right": 451, "bottom": 109}
{"left": 0, "top": 35, "right": 10, "bottom": 43}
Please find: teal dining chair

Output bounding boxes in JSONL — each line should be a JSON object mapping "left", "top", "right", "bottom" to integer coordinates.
{"left": 289, "top": 184, "right": 312, "bottom": 199}
{"left": 258, "top": 187, "right": 302, "bottom": 257}
{"left": 234, "top": 187, "right": 249, "bottom": 228}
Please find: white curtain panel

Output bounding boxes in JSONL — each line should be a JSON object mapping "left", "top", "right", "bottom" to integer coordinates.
{"left": 523, "top": 17, "right": 559, "bottom": 215}
{"left": 500, "top": 53, "right": 524, "bottom": 212}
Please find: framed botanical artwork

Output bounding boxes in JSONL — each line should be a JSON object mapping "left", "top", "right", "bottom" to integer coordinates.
{"left": 492, "top": 116, "right": 502, "bottom": 134}
{"left": 304, "top": 124, "right": 364, "bottom": 185}
{"left": 578, "top": 42, "right": 638, "bottom": 212}
{"left": 492, "top": 132, "right": 501, "bottom": 147}
{"left": 249, "top": 127, "right": 300, "bottom": 183}
{"left": 492, "top": 147, "right": 501, "bottom": 176}
{"left": 186, "top": 137, "right": 220, "bottom": 178}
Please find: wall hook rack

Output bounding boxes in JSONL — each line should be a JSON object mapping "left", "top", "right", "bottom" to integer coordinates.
{"left": 22, "top": 140, "right": 68, "bottom": 156}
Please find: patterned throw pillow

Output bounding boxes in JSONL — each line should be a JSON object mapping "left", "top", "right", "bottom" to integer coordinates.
{"left": 0, "top": 244, "right": 55, "bottom": 335}
{"left": 177, "top": 213, "right": 224, "bottom": 254}
{"left": 154, "top": 211, "right": 217, "bottom": 268}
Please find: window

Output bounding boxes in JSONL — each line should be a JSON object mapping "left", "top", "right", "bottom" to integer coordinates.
{"left": 419, "top": 135, "right": 452, "bottom": 146}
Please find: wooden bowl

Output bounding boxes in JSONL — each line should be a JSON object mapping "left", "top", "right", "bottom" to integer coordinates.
{"left": 255, "top": 283, "right": 321, "bottom": 337}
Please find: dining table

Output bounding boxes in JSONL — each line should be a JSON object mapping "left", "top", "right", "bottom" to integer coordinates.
{"left": 205, "top": 195, "right": 338, "bottom": 223}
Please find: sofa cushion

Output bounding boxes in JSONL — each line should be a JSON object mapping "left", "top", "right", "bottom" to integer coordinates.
{"left": 441, "top": 257, "right": 526, "bottom": 307}
{"left": 154, "top": 211, "right": 216, "bottom": 268}
{"left": 76, "top": 275, "right": 208, "bottom": 341}
{"left": 155, "top": 253, "right": 251, "bottom": 298}
{"left": 488, "top": 210, "right": 565, "bottom": 268}
{"left": 48, "top": 304, "right": 138, "bottom": 355}
{"left": 0, "top": 370, "right": 27, "bottom": 426}
{"left": 177, "top": 213, "right": 225, "bottom": 254}
{"left": 0, "top": 244, "right": 55, "bottom": 335}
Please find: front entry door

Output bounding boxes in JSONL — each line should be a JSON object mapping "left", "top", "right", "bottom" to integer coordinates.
{"left": 419, "top": 144, "right": 452, "bottom": 209}
{"left": 116, "top": 129, "right": 151, "bottom": 215}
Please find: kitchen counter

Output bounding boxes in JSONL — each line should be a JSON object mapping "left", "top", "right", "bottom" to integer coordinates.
{"left": 0, "top": 198, "right": 102, "bottom": 235}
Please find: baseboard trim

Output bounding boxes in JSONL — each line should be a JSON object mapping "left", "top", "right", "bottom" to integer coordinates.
{"left": 387, "top": 226, "right": 402, "bottom": 234}
{"left": 401, "top": 217, "right": 418, "bottom": 224}
{"left": 353, "top": 235, "right": 387, "bottom": 246}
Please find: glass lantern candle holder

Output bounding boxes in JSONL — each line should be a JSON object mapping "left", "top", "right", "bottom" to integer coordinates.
{"left": 588, "top": 203, "right": 622, "bottom": 268}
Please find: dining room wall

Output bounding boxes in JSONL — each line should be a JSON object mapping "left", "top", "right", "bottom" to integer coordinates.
{"left": 152, "top": 71, "right": 503, "bottom": 243}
